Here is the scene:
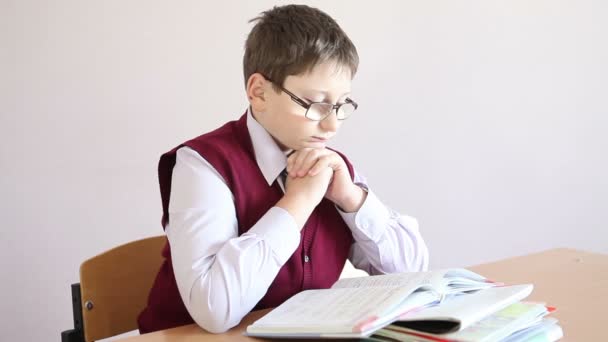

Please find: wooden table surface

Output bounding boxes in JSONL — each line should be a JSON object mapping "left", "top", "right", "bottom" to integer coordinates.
{"left": 118, "top": 248, "right": 608, "bottom": 341}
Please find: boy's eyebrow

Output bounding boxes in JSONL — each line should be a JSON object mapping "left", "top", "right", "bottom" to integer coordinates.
{"left": 307, "top": 89, "right": 351, "bottom": 97}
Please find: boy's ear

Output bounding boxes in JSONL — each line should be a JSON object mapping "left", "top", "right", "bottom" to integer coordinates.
{"left": 246, "top": 73, "right": 268, "bottom": 113}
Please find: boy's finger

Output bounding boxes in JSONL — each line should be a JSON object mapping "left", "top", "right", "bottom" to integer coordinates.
{"left": 299, "top": 150, "right": 323, "bottom": 176}
{"left": 288, "top": 154, "right": 299, "bottom": 172}
{"left": 309, "top": 156, "right": 330, "bottom": 176}
{"left": 286, "top": 150, "right": 304, "bottom": 175}
{"left": 286, "top": 154, "right": 295, "bottom": 173}
{"left": 308, "top": 161, "right": 323, "bottom": 176}
{"left": 292, "top": 150, "right": 311, "bottom": 177}
{"left": 296, "top": 150, "right": 318, "bottom": 177}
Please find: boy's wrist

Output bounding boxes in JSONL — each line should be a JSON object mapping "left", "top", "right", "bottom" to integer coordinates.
{"left": 335, "top": 184, "right": 367, "bottom": 213}
{"left": 276, "top": 192, "right": 318, "bottom": 229}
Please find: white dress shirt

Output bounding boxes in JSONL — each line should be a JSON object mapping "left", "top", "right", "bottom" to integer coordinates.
{"left": 165, "top": 109, "right": 429, "bottom": 333}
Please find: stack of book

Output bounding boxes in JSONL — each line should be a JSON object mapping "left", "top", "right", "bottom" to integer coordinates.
{"left": 246, "top": 268, "right": 563, "bottom": 341}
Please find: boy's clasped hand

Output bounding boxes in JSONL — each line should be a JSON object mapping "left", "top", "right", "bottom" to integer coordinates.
{"left": 285, "top": 147, "right": 366, "bottom": 213}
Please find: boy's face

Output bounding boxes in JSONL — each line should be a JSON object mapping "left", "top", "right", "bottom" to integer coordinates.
{"left": 251, "top": 61, "right": 352, "bottom": 151}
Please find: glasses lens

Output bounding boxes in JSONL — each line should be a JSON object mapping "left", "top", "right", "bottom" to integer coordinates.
{"left": 307, "top": 103, "right": 334, "bottom": 121}
{"left": 337, "top": 102, "right": 356, "bottom": 120}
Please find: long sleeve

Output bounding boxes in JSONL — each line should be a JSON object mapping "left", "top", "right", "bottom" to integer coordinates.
{"left": 339, "top": 170, "right": 429, "bottom": 275}
{"left": 165, "top": 147, "right": 301, "bottom": 333}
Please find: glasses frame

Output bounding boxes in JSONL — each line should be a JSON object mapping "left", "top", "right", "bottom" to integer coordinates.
{"left": 265, "top": 77, "right": 358, "bottom": 121}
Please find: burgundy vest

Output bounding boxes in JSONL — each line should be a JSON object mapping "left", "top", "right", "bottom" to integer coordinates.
{"left": 138, "top": 113, "right": 355, "bottom": 333}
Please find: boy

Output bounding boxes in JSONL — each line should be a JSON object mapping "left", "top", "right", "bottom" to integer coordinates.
{"left": 138, "top": 4, "right": 428, "bottom": 334}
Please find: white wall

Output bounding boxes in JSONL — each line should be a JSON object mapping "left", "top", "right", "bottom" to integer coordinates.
{"left": 1, "top": 0, "right": 606, "bottom": 340}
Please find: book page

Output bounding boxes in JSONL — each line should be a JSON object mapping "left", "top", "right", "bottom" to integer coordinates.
{"left": 331, "top": 270, "right": 448, "bottom": 292}
{"left": 333, "top": 268, "right": 493, "bottom": 297}
{"left": 502, "top": 318, "right": 562, "bottom": 342}
{"left": 443, "top": 302, "right": 548, "bottom": 341}
{"left": 249, "top": 286, "right": 411, "bottom": 329}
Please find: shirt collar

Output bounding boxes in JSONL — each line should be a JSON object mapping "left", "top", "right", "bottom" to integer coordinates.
{"left": 246, "top": 107, "right": 291, "bottom": 186}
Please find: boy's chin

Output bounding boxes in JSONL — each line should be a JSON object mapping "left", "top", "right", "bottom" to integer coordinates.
{"left": 286, "top": 139, "right": 328, "bottom": 151}
{"left": 304, "top": 141, "right": 327, "bottom": 149}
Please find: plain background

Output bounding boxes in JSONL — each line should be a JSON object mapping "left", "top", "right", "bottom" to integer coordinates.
{"left": 1, "top": 0, "right": 606, "bottom": 340}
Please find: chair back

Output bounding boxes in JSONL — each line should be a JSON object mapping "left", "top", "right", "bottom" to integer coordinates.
{"left": 79, "top": 236, "right": 166, "bottom": 341}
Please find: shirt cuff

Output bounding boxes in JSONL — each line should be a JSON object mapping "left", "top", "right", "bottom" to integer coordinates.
{"left": 246, "top": 206, "right": 301, "bottom": 264}
{"left": 338, "top": 185, "right": 390, "bottom": 243}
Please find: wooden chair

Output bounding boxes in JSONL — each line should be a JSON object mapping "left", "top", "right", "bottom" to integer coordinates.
{"left": 61, "top": 236, "right": 166, "bottom": 342}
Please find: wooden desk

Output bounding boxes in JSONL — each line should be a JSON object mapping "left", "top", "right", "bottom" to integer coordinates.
{"left": 118, "top": 248, "right": 607, "bottom": 341}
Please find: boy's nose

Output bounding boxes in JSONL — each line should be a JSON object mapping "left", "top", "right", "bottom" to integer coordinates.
{"left": 320, "top": 111, "right": 340, "bottom": 133}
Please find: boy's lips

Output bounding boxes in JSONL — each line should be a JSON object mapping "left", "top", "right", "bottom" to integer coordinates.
{"left": 311, "top": 136, "right": 330, "bottom": 142}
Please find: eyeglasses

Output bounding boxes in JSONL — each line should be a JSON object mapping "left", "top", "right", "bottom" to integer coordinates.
{"left": 265, "top": 77, "right": 358, "bottom": 121}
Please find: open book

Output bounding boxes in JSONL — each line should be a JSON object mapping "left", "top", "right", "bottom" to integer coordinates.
{"left": 246, "top": 269, "right": 532, "bottom": 339}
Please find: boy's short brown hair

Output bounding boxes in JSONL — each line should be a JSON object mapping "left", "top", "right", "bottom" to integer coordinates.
{"left": 243, "top": 4, "right": 359, "bottom": 91}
